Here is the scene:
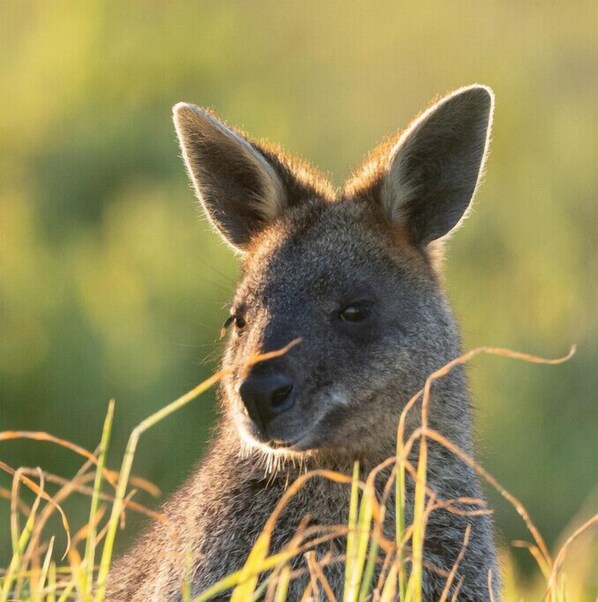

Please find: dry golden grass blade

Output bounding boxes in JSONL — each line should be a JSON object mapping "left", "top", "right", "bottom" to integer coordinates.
{"left": 262, "top": 469, "right": 354, "bottom": 545}
{"left": 401, "top": 345, "right": 575, "bottom": 581}
{"left": 422, "top": 427, "right": 552, "bottom": 578}
{"left": 512, "top": 540, "right": 551, "bottom": 580}
{"left": 393, "top": 345, "right": 574, "bottom": 601}
{"left": 449, "top": 575, "right": 464, "bottom": 602}
{"left": 0, "top": 431, "right": 108, "bottom": 476}
{"left": 373, "top": 547, "right": 395, "bottom": 596}
{"left": 299, "top": 582, "right": 313, "bottom": 602}
{"left": 272, "top": 564, "right": 291, "bottom": 602}
{"left": 431, "top": 497, "right": 491, "bottom": 518}
{"left": 420, "top": 347, "right": 575, "bottom": 553}
{"left": 10, "top": 467, "right": 27, "bottom": 555}
{"left": 37, "top": 535, "right": 55, "bottom": 601}
{"left": 71, "top": 505, "right": 107, "bottom": 549}
{"left": 306, "top": 550, "right": 337, "bottom": 602}
{"left": 0, "top": 430, "right": 161, "bottom": 499}
{"left": 18, "top": 467, "right": 165, "bottom": 522}
{"left": 545, "top": 513, "right": 598, "bottom": 597}
{"left": 439, "top": 524, "right": 471, "bottom": 602}
{"left": 402, "top": 452, "right": 489, "bottom": 513}
{"left": 104, "top": 470, "right": 161, "bottom": 497}
{"left": 204, "top": 472, "right": 352, "bottom": 601}
{"left": 287, "top": 526, "right": 349, "bottom": 561}
{"left": 246, "top": 338, "right": 303, "bottom": 368}
{"left": 264, "top": 519, "right": 308, "bottom": 602}
{"left": 304, "top": 551, "right": 321, "bottom": 600}
{"left": 20, "top": 458, "right": 96, "bottom": 579}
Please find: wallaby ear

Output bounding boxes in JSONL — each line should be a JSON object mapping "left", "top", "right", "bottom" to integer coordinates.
{"left": 382, "top": 85, "right": 494, "bottom": 246}
{"left": 173, "top": 103, "right": 287, "bottom": 251}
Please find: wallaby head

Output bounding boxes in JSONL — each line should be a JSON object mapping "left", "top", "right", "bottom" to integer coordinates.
{"left": 173, "top": 85, "right": 493, "bottom": 464}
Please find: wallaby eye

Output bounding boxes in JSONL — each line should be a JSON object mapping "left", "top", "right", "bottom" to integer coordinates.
{"left": 221, "top": 314, "right": 247, "bottom": 337}
{"left": 338, "top": 302, "right": 373, "bottom": 323}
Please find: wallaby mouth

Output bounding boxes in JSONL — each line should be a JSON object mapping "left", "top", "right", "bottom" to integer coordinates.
{"left": 235, "top": 413, "right": 310, "bottom": 456}
{"left": 267, "top": 439, "right": 296, "bottom": 450}
{"left": 237, "top": 411, "right": 300, "bottom": 449}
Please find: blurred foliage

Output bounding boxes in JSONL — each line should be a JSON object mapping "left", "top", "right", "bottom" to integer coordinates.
{"left": 1, "top": 0, "right": 597, "bottom": 585}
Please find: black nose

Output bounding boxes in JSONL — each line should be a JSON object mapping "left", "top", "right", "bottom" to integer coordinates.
{"left": 239, "top": 370, "right": 295, "bottom": 432}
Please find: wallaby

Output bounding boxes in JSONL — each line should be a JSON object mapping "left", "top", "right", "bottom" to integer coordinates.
{"left": 107, "top": 85, "right": 499, "bottom": 601}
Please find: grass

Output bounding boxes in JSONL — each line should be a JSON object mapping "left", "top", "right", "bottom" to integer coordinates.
{"left": 1, "top": 345, "right": 596, "bottom": 601}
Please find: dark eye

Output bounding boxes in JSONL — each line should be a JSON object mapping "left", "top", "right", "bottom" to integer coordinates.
{"left": 221, "top": 314, "right": 247, "bottom": 337}
{"left": 338, "top": 302, "right": 373, "bottom": 323}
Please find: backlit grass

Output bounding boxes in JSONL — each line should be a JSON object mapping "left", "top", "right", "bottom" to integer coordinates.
{"left": 1, "top": 346, "right": 596, "bottom": 601}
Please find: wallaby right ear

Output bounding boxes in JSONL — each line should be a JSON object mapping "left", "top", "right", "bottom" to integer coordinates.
{"left": 371, "top": 85, "right": 494, "bottom": 247}
{"left": 173, "top": 103, "right": 287, "bottom": 251}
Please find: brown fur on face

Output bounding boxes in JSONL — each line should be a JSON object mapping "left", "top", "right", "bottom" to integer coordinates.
{"left": 107, "top": 86, "right": 500, "bottom": 601}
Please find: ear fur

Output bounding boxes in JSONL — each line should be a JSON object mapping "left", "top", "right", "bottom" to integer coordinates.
{"left": 173, "top": 103, "right": 287, "bottom": 251}
{"left": 349, "top": 85, "right": 494, "bottom": 248}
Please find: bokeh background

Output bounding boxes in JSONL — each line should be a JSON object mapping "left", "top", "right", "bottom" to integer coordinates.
{"left": 1, "top": 1, "right": 597, "bottom": 595}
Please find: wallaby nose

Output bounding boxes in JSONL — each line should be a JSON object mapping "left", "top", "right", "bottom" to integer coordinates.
{"left": 239, "top": 370, "right": 295, "bottom": 432}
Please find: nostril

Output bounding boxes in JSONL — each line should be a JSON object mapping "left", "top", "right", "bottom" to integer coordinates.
{"left": 239, "top": 371, "right": 295, "bottom": 427}
{"left": 270, "top": 383, "right": 294, "bottom": 409}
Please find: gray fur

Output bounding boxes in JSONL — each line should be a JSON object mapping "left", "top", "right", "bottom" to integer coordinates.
{"left": 107, "top": 85, "right": 499, "bottom": 601}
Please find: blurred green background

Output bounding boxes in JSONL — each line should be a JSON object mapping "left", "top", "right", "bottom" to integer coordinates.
{"left": 1, "top": 0, "right": 597, "bottom": 588}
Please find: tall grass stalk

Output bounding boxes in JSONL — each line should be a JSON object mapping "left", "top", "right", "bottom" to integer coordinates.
{"left": 94, "top": 368, "right": 229, "bottom": 601}
{"left": 82, "top": 401, "right": 114, "bottom": 599}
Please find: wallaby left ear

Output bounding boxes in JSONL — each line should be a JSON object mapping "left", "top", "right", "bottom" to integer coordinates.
{"left": 382, "top": 85, "right": 494, "bottom": 246}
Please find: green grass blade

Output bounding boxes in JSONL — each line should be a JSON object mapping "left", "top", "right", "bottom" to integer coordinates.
{"left": 47, "top": 561, "right": 57, "bottom": 602}
{"left": 193, "top": 546, "right": 306, "bottom": 601}
{"left": 346, "top": 473, "right": 374, "bottom": 601}
{"left": 343, "top": 461, "right": 360, "bottom": 601}
{"left": 1, "top": 473, "right": 43, "bottom": 601}
{"left": 35, "top": 535, "right": 55, "bottom": 601}
{"left": 396, "top": 437, "right": 407, "bottom": 600}
{"left": 357, "top": 536, "right": 378, "bottom": 602}
{"left": 379, "top": 562, "right": 398, "bottom": 602}
{"left": 407, "top": 436, "right": 428, "bottom": 602}
{"left": 230, "top": 530, "right": 270, "bottom": 601}
{"left": 83, "top": 400, "right": 114, "bottom": 599}
{"left": 95, "top": 370, "right": 227, "bottom": 602}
